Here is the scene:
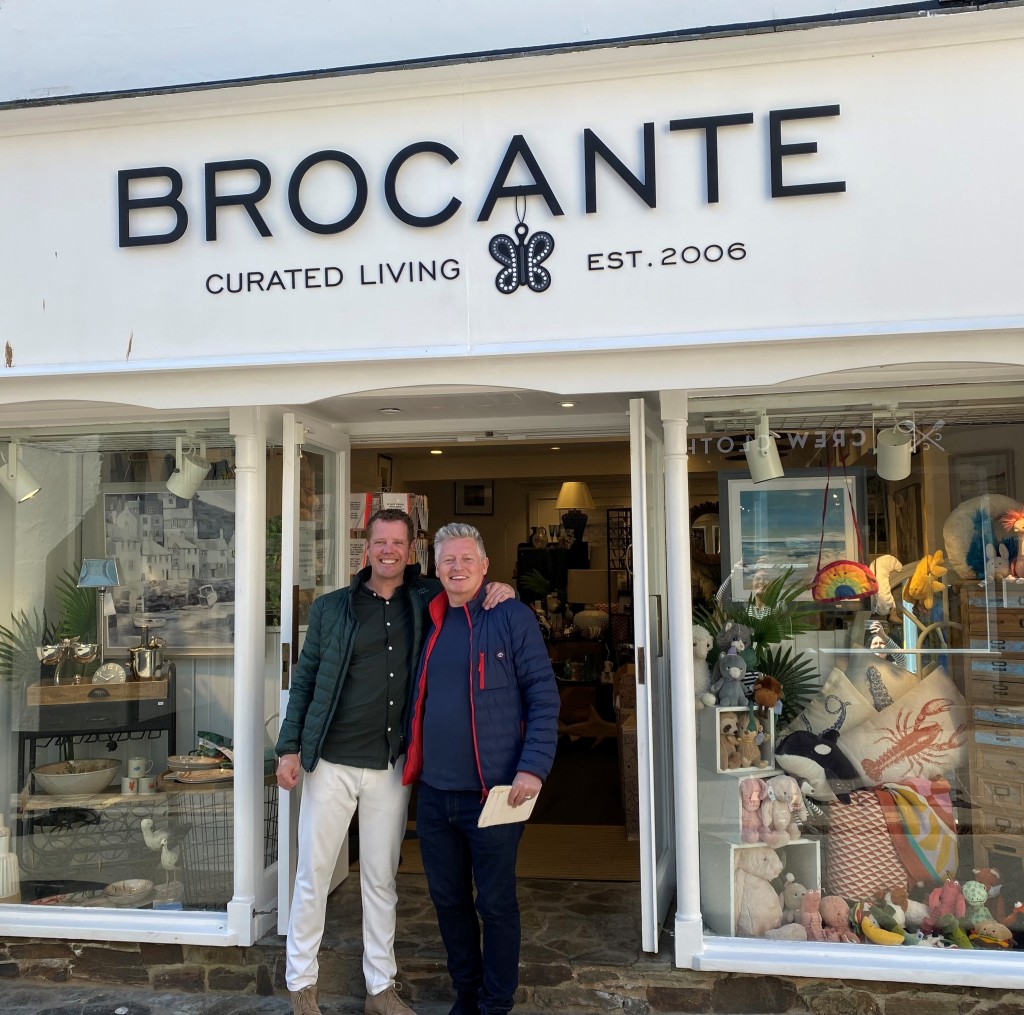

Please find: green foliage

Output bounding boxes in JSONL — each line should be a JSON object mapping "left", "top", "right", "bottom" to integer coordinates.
{"left": 52, "top": 568, "right": 97, "bottom": 642}
{"left": 0, "top": 564, "right": 98, "bottom": 687}
{"left": 518, "top": 569, "right": 553, "bottom": 602}
{"left": 0, "top": 609, "right": 53, "bottom": 685}
{"left": 757, "top": 643, "right": 819, "bottom": 726}
{"left": 694, "top": 566, "right": 816, "bottom": 670}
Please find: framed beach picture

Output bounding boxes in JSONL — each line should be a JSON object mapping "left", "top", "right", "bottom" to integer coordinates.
{"left": 718, "top": 468, "right": 867, "bottom": 603}
{"left": 102, "top": 483, "right": 236, "bottom": 655}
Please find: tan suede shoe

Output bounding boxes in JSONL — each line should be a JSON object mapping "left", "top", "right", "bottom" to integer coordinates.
{"left": 365, "top": 982, "right": 415, "bottom": 1015}
{"left": 290, "top": 984, "right": 322, "bottom": 1015}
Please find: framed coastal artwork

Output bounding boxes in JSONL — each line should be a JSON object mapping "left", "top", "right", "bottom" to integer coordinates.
{"left": 718, "top": 468, "right": 867, "bottom": 603}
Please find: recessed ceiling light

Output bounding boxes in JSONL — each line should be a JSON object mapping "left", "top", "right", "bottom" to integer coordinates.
{"left": 550, "top": 446, "right": 561, "bottom": 451}
{"left": 379, "top": 407, "right": 402, "bottom": 414}
{"left": 560, "top": 401, "right": 576, "bottom": 409}
{"left": 430, "top": 449, "right": 443, "bottom": 455}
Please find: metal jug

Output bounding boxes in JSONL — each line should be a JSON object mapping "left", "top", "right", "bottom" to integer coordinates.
{"left": 128, "top": 637, "right": 165, "bottom": 680}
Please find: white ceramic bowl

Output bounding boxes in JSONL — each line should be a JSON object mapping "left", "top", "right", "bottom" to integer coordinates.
{"left": 32, "top": 758, "right": 120, "bottom": 795}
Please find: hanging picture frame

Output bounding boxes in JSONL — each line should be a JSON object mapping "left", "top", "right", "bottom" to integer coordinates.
{"left": 718, "top": 468, "right": 867, "bottom": 603}
{"left": 454, "top": 480, "right": 494, "bottom": 516}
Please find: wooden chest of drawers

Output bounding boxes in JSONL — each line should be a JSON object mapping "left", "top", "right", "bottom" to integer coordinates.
{"left": 960, "top": 586, "right": 1024, "bottom": 838}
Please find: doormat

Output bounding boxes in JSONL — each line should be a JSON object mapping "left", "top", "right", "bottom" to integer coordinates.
{"left": 399, "top": 824, "right": 640, "bottom": 882}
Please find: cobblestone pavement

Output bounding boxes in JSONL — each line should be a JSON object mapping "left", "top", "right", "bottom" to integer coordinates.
{"left": 0, "top": 982, "right": 482, "bottom": 1015}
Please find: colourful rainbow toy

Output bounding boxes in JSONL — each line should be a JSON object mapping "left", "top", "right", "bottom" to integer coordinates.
{"left": 811, "top": 560, "right": 878, "bottom": 604}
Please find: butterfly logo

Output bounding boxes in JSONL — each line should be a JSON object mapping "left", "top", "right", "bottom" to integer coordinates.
{"left": 489, "top": 221, "right": 554, "bottom": 295}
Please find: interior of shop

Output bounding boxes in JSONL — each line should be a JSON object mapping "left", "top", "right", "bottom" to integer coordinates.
{"left": 4, "top": 376, "right": 1024, "bottom": 946}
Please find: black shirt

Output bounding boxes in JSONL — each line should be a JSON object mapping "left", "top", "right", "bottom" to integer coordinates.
{"left": 320, "top": 581, "right": 413, "bottom": 769}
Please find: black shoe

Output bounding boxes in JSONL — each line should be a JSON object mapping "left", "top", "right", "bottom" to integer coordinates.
{"left": 448, "top": 993, "right": 480, "bottom": 1015}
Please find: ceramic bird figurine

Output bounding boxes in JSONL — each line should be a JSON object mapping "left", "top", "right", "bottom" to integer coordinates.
{"left": 160, "top": 841, "right": 180, "bottom": 886}
{"left": 140, "top": 817, "right": 169, "bottom": 852}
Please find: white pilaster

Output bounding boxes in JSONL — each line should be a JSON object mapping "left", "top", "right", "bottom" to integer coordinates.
{"left": 659, "top": 390, "right": 704, "bottom": 967}
{"left": 227, "top": 406, "right": 267, "bottom": 946}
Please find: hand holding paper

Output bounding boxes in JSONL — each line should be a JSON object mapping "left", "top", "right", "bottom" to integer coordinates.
{"left": 478, "top": 785, "right": 539, "bottom": 827}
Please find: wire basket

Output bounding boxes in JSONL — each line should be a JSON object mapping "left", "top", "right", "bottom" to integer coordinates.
{"left": 168, "top": 782, "right": 278, "bottom": 910}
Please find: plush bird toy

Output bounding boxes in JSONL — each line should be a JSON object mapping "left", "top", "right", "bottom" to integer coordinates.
{"left": 906, "top": 549, "right": 947, "bottom": 610}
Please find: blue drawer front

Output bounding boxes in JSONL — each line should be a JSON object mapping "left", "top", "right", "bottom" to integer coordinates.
{"left": 969, "top": 657, "right": 1024, "bottom": 678}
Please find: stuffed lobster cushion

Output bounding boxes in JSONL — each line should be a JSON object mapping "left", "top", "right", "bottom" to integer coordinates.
{"left": 844, "top": 651, "right": 922, "bottom": 712}
{"left": 779, "top": 667, "right": 876, "bottom": 738}
{"left": 839, "top": 667, "right": 968, "bottom": 785}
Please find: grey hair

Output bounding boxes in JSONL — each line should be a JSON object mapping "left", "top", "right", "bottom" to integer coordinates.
{"left": 433, "top": 522, "right": 486, "bottom": 558}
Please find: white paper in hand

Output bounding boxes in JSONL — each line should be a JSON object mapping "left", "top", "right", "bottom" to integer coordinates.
{"left": 477, "top": 785, "right": 537, "bottom": 827}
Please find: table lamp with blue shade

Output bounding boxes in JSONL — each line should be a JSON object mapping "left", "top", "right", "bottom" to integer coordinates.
{"left": 77, "top": 558, "right": 123, "bottom": 664}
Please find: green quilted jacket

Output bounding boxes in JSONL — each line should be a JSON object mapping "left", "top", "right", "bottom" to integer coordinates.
{"left": 275, "top": 563, "right": 441, "bottom": 772}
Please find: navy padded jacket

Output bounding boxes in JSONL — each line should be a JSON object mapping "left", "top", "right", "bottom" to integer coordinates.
{"left": 403, "top": 586, "right": 559, "bottom": 793}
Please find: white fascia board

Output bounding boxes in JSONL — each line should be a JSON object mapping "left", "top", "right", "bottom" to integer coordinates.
{"left": 0, "top": 1, "right": 970, "bottom": 106}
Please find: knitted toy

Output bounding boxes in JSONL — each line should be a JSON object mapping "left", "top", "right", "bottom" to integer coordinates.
{"left": 820, "top": 895, "right": 860, "bottom": 944}
{"left": 970, "top": 920, "right": 1013, "bottom": 949}
{"left": 799, "top": 888, "right": 824, "bottom": 940}
{"left": 920, "top": 879, "right": 966, "bottom": 936}
{"left": 692, "top": 624, "right": 717, "bottom": 710}
{"left": 961, "top": 879, "right": 994, "bottom": 930}
{"left": 972, "top": 867, "right": 1007, "bottom": 922}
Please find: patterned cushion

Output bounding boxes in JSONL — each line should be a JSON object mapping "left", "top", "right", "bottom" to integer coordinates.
{"left": 778, "top": 667, "right": 875, "bottom": 738}
{"left": 839, "top": 667, "right": 967, "bottom": 785}
{"left": 825, "top": 790, "right": 909, "bottom": 901}
{"left": 844, "top": 651, "right": 921, "bottom": 712}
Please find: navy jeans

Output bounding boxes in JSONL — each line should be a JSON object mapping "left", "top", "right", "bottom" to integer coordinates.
{"left": 416, "top": 782, "right": 525, "bottom": 1015}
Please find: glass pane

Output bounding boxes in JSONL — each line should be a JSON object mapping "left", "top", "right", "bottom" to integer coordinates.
{"left": 692, "top": 402, "right": 1024, "bottom": 954}
{"left": 1, "top": 429, "right": 236, "bottom": 911}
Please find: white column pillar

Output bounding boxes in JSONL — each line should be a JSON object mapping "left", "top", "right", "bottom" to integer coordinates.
{"left": 659, "top": 390, "right": 703, "bottom": 966}
{"left": 227, "top": 406, "right": 267, "bottom": 946}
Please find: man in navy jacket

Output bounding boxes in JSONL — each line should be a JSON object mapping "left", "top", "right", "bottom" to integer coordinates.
{"left": 403, "top": 522, "right": 559, "bottom": 1015}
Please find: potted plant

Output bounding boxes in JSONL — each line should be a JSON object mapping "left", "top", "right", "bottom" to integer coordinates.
{"left": 694, "top": 567, "right": 819, "bottom": 726}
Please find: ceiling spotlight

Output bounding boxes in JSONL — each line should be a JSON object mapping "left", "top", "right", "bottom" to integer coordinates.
{"left": 874, "top": 406, "right": 914, "bottom": 481}
{"left": 560, "top": 401, "right": 576, "bottom": 409}
{"left": 743, "top": 413, "right": 784, "bottom": 484}
{"left": 430, "top": 449, "right": 443, "bottom": 455}
{"left": 166, "top": 436, "right": 210, "bottom": 500}
{"left": 550, "top": 446, "right": 561, "bottom": 451}
{"left": 0, "top": 442, "right": 42, "bottom": 503}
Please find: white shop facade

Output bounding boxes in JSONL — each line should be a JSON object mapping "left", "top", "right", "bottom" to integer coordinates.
{"left": 2, "top": 6, "right": 1024, "bottom": 989}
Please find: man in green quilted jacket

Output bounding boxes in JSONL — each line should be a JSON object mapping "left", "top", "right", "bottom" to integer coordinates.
{"left": 276, "top": 508, "right": 514, "bottom": 1015}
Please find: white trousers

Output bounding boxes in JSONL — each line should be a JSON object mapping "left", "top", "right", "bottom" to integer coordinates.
{"left": 285, "top": 757, "right": 411, "bottom": 994}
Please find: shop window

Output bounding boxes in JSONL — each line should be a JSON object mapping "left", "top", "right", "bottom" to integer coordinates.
{"left": 692, "top": 409, "right": 1024, "bottom": 953}
{"left": 0, "top": 429, "right": 245, "bottom": 911}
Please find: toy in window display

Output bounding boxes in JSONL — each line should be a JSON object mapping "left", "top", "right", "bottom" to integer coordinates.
{"left": 733, "top": 844, "right": 785, "bottom": 938}
{"left": 971, "top": 867, "right": 1006, "bottom": 922}
{"left": 819, "top": 895, "right": 860, "bottom": 944}
{"left": 739, "top": 777, "right": 769, "bottom": 843}
{"left": 778, "top": 873, "right": 808, "bottom": 926}
{"left": 961, "top": 879, "right": 995, "bottom": 930}
{"left": 919, "top": 878, "right": 966, "bottom": 936}
{"left": 718, "top": 712, "right": 742, "bottom": 770}
{"left": 759, "top": 774, "right": 806, "bottom": 848}
{"left": 711, "top": 651, "right": 748, "bottom": 707}
{"left": 692, "top": 624, "right": 716, "bottom": 710}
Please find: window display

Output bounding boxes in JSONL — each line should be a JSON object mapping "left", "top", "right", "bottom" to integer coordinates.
{"left": 0, "top": 429, "right": 243, "bottom": 911}
{"left": 693, "top": 407, "right": 1024, "bottom": 954}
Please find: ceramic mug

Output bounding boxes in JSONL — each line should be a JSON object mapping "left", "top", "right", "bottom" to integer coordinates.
{"left": 120, "top": 777, "right": 138, "bottom": 795}
{"left": 127, "top": 757, "right": 153, "bottom": 778}
{"left": 138, "top": 776, "right": 158, "bottom": 795}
